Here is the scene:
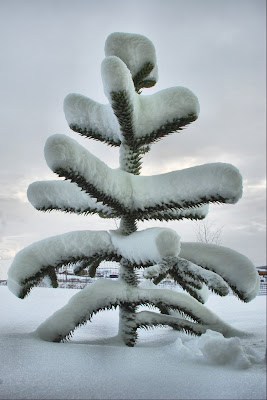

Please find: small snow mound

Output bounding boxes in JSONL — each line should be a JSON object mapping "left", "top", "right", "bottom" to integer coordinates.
{"left": 155, "top": 230, "right": 180, "bottom": 258}
{"left": 174, "top": 330, "right": 265, "bottom": 369}
{"left": 104, "top": 32, "right": 157, "bottom": 80}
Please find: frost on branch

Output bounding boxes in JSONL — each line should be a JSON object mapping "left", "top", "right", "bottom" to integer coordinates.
{"left": 8, "top": 32, "right": 259, "bottom": 347}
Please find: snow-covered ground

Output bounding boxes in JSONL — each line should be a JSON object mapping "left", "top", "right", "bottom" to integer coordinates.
{"left": 0, "top": 286, "right": 266, "bottom": 400}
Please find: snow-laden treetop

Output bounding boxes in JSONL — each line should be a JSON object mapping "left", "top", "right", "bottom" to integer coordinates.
{"left": 64, "top": 32, "right": 199, "bottom": 150}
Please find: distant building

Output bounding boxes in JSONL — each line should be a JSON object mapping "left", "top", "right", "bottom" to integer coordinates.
{"left": 257, "top": 266, "right": 267, "bottom": 295}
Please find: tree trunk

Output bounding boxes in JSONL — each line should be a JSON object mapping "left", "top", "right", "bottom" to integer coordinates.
{"left": 118, "top": 145, "right": 140, "bottom": 346}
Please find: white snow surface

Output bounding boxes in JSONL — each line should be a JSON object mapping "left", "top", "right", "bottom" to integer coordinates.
{"left": 64, "top": 93, "right": 121, "bottom": 144}
{"left": 27, "top": 180, "right": 115, "bottom": 215}
{"left": 0, "top": 286, "right": 265, "bottom": 399}
{"left": 180, "top": 242, "right": 260, "bottom": 302}
{"left": 110, "top": 227, "right": 180, "bottom": 264}
{"left": 44, "top": 134, "right": 243, "bottom": 211}
{"left": 104, "top": 32, "right": 158, "bottom": 81}
{"left": 101, "top": 56, "right": 136, "bottom": 100}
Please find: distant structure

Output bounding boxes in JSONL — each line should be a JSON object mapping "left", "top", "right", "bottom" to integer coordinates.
{"left": 257, "top": 267, "right": 267, "bottom": 295}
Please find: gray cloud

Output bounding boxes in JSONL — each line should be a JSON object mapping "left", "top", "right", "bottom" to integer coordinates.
{"left": 0, "top": 0, "right": 265, "bottom": 265}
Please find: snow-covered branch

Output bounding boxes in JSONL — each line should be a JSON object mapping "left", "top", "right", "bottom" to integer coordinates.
{"left": 7, "top": 227, "right": 181, "bottom": 298}
{"left": 27, "top": 180, "right": 118, "bottom": 218}
{"left": 64, "top": 94, "right": 121, "bottom": 147}
{"left": 179, "top": 243, "right": 260, "bottom": 302}
{"left": 136, "top": 310, "right": 206, "bottom": 335}
{"left": 36, "top": 279, "right": 239, "bottom": 343}
{"left": 8, "top": 230, "right": 115, "bottom": 298}
{"left": 144, "top": 255, "right": 229, "bottom": 301}
{"left": 44, "top": 134, "right": 243, "bottom": 215}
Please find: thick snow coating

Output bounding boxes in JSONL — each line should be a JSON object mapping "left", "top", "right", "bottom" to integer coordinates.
{"left": 7, "top": 227, "right": 181, "bottom": 297}
{"left": 7, "top": 230, "right": 113, "bottom": 297}
{"left": 144, "top": 257, "right": 230, "bottom": 297}
{"left": 27, "top": 180, "right": 115, "bottom": 216}
{"left": 180, "top": 242, "right": 260, "bottom": 302}
{"left": 64, "top": 93, "right": 121, "bottom": 145}
{"left": 104, "top": 32, "right": 158, "bottom": 81}
{"left": 27, "top": 178, "right": 209, "bottom": 221}
{"left": 44, "top": 134, "right": 243, "bottom": 212}
{"left": 110, "top": 227, "right": 180, "bottom": 264}
{"left": 101, "top": 56, "right": 136, "bottom": 100}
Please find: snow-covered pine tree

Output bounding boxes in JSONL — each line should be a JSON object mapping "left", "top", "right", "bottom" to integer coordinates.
{"left": 8, "top": 33, "right": 259, "bottom": 346}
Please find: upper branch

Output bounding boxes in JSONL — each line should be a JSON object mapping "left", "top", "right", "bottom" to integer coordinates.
{"left": 64, "top": 94, "right": 121, "bottom": 147}
{"left": 101, "top": 56, "right": 199, "bottom": 148}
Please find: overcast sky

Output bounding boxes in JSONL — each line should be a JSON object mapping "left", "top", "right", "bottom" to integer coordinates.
{"left": 0, "top": 0, "right": 266, "bottom": 275}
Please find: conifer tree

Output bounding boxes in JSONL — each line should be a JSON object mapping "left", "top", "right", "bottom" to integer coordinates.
{"left": 8, "top": 33, "right": 259, "bottom": 346}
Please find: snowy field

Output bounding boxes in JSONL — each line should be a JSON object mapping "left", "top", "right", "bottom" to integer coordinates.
{"left": 0, "top": 286, "right": 266, "bottom": 400}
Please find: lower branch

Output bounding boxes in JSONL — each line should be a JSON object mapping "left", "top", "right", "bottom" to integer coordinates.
{"left": 136, "top": 310, "right": 206, "bottom": 336}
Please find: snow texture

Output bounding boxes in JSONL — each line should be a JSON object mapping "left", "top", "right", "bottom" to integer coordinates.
{"left": 110, "top": 228, "right": 180, "bottom": 264}
{"left": 27, "top": 175, "right": 209, "bottom": 221}
{"left": 101, "top": 56, "right": 135, "bottom": 99}
{"left": 7, "top": 227, "right": 181, "bottom": 297}
{"left": 27, "top": 180, "right": 115, "bottom": 216}
{"left": 180, "top": 242, "right": 260, "bottom": 302}
{"left": 64, "top": 93, "right": 121, "bottom": 145}
{"left": 144, "top": 257, "right": 229, "bottom": 297}
{"left": 7, "top": 230, "right": 113, "bottom": 297}
{"left": 1, "top": 287, "right": 265, "bottom": 400}
{"left": 104, "top": 32, "right": 158, "bottom": 81}
{"left": 174, "top": 329, "right": 265, "bottom": 370}
{"left": 44, "top": 133, "right": 243, "bottom": 212}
